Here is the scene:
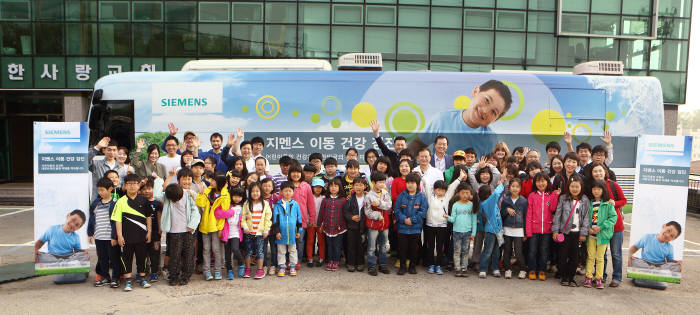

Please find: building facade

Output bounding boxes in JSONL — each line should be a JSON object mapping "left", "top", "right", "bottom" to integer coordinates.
{"left": 0, "top": 0, "right": 693, "bottom": 182}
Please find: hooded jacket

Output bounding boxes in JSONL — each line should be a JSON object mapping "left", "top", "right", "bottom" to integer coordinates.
{"left": 525, "top": 190, "right": 559, "bottom": 237}
{"left": 424, "top": 179, "right": 461, "bottom": 228}
{"left": 552, "top": 195, "right": 591, "bottom": 236}
{"left": 196, "top": 186, "right": 231, "bottom": 234}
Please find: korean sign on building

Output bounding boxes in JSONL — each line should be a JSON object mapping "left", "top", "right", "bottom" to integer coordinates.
{"left": 0, "top": 57, "right": 172, "bottom": 89}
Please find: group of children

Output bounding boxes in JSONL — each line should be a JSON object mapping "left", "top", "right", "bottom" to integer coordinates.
{"left": 34, "top": 124, "right": 683, "bottom": 292}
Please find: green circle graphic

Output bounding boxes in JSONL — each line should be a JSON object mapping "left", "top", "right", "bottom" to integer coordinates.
{"left": 605, "top": 111, "right": 615, "bottom": 121}
{"left": 393, "top": 110, "right": 417, "bottom": 134}
{"left": 322, "top": 96, "right": 342, "bottom": 116}
{"left": 310, "top": 113, "right": 321, "bottom": 123}
{"left": 384, "top": 102, "right": 425, "bottom": 141}
{"left": 242, "top": 106, "right": 249, "bottom": 113}
{"left": 331, "top": 118, "right": 341, "bottom": 128}
{"left": 292, "top": 109, "right": 299, "bottom": 117}
{"left": 498, "top": 80, "right": 525, "bottom": 121}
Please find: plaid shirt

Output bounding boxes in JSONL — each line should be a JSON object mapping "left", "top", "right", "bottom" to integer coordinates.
{"left": 319, "top": 197, "right": 347, "bottom": 236}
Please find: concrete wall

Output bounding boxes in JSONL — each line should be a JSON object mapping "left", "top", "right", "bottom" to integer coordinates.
{"left": 63, "top": 94, "right": 89, "bottom": 122}
{"left": 664, "top": 104, "right": 678, "bottom": 136}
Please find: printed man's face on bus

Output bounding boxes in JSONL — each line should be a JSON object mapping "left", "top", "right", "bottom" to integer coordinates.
{"left": 465, "top": 87, "right": 507, "bottom": 127}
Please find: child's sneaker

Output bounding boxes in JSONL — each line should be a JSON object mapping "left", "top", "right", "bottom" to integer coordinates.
{"left": 595, "top": 278, "right": 604, "bottom": 289}
{"left": 492, "top": 270, "right": 501, "bottom": 278}
{"left": 397, "top": 266, "right": 406, "bottom": 275}
{"left": 205, "top": 271, "right": 213, "bottom": 281}
{"left": 326, "top": 262, "right": 333, "bottom": 271}
{"left": 140, "top": 280, "right": 151, "bottom": 288}
{"left": 243, "top": 268, "right": 251, "bottom": 278}
{"left": 227, "top": 270, "right": 235, "bottom": 280}
{"left": 379, "top": 265, "right": 391, "bottom": 274}
{"left": 254, "top": 269, "right": 265, "bottom": 279}
{"left": 237, "top": 265, "right": 246, "bottom": 278}
{"left": 528, "top": 271, "right": 537, "bottom": 280}
{"left": 277, "top": 267, "right": 286, "bottom": 277}
{"left": 394, "top": 259, "right": 401, "bottom": 268}
{"left": 214, "top": 271, "right": 222, "bottom": 280}
{"left": 435, "top": 266, "right": 444, "bottom": 275}
{"left": 94, "top": 278, "right": 109, "bottom": 287}
{"left": 150, "top": 273, "right": 159, "bottom": 282}
{"left": 461, "top": 268, "right": 469, "bottom": 277}
{"left": 427, "top": 265, "right": 435, "bottom": 274}
{"left": 538, "top": 271, "right": 546, "bottom": 281}
{"left": 455, "top": 270, "right": 462, "bottom": 277}
{"left": 109, "top": 280, "right": 119, "bottom": 288}
{"left": 504, "top": 270, "right": 512, "bottom": 279}
{"left": 268, "top": 266, "right": 277, "bottom": 275}
{"left": 518, "top": 270, "right": 527, "bottom": 279}
{"left": 583, "top": 277, "right": 592, "bottom": 288}
{"left": 478, "top": 272, "right": 486, "bottom": 278}
{"left": 315, "top": 260, "right": 323, "bottom": 267}
{"left": 289, "top": 268, "right": 297, "bottom": 276}
{"left": 332, "top": 262, "right": 340, "bottom": 271}
{"left": 123, "top": 280, "right": 133, "bottom": 291}
{"left": 368, "top": 268, "right": 378, "bottom": 276}
{"left": 307, "top": 260, "right": 314, "bottom": 268}
{"left": 295, "top": 262, "right": 301, "bottom": 270}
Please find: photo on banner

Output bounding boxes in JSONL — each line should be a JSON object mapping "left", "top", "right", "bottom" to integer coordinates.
{"left": 628, "top": 135, "right": 692, "bottom": 284}
{"left": 33, "top": 122, "right": 91, "bottom": 275}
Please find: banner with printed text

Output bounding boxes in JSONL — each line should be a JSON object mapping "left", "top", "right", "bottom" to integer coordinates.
{"left": 33, "top": 122, "right": 91, "bottom": 275}
{"left": 628, "top": 135, "right": 692, "bottom": 283}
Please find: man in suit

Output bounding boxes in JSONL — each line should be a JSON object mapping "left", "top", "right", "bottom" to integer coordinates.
{"left": 429, "top": 136, "right": 452, "bottom": 172}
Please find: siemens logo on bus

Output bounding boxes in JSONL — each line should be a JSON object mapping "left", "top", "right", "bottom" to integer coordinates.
{"left": 152, "top": 82, "right": 223, "bottom": 114}
{"left": 160, "top": 98, "right": 209, "bottom": 107}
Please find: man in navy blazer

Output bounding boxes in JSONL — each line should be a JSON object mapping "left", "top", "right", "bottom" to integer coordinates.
{"left": 429, "top": 135, "right": 453, "bottom": 172}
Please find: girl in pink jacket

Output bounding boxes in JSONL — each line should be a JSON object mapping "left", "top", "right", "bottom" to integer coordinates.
{"left": 526, "top": 172, "right": 559, "bottom": 281}
{"left": 288, "top": 162, "right": 316, "bottom": 268}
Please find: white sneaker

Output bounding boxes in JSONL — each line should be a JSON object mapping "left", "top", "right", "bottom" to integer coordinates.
{"left": 492, "top": 270, "right": 501, "bottom": 278}
{"left": 518, "top": 270, "right": 527, "bottom": 279}
{"left": 504, "top": 270, "right": 512, "bottom": 279}
{"left": 478, "top": 272, "right": 486, "bottom": 278}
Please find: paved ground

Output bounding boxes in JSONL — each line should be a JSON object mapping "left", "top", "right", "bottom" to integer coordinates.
{"left": 1, "top": 206, "right": 699, "bottom": 314}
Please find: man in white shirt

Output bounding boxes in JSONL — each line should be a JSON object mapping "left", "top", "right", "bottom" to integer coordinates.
{"left": 414, "top": 147, "right": 444, "bottom": 198}
{"left": 158, "top": 135, "right": 182, "bottom": 184}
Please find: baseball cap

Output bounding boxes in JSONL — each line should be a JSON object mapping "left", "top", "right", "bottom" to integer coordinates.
{"left": 191, "top": 159, "right": 205, "bottom": 168}
{"left": 311, "top": 178, "right": 325, "bottom": 187}
{"left": 184, "top": 131, "right": 196, "bottom": 139}
{"left": 452, "top": 150, "right": 466, "bottom": 159}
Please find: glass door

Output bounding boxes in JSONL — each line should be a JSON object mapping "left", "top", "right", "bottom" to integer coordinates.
{"left": 0, "top": 118, "right": 9, "bottom": 182}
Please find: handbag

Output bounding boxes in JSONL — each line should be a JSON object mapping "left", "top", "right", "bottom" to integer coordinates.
{"left": 556, "top": 200, "right": 578, "bottom": 243}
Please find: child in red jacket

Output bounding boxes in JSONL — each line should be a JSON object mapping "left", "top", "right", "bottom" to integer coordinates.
{"left": 526, "top": 172, "right": 559, "bottom": 281}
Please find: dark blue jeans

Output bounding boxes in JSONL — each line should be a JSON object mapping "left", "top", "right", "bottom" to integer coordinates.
{"left": 527, "top": 233, "right": 550, "bottom": 273}
{"left": 479, "top": 232, "right": 501, "bottom": 273}
{"left": 604, "top": 231, "right": 624, "bottom": 282}
{"left": 325, "top": 234, "right": 344, "bottom": 262}
{"left": 244, "top": 234, "right": 265, "bottom": 259}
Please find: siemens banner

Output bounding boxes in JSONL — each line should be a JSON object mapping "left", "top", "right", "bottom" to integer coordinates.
{"left": 151, "top": 82, "right": 223, "bottom": 114}
{"left": 33, "top": 122, "right": 91, "bottom": 275}
{"left": 628, "top": 135, "right": 692, "bottom": 284}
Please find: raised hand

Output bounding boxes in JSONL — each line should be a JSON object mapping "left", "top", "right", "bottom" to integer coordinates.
{"left": 478, "top": 156, "right": 487, "bottom": 169}
{"left": 601, "top": 130, "right": 612, "bottom": 146}
{"left": 96, "top": 137, "right": 110, "bottom": 149}
{"left": 458, "top": 168, "right": 468, "bottom": 181}
{"left": 193, "top": 135, "right": 200, "bottom": 148}
{"left": 236, "top": 128, "right": 244, "bottom": 140}
{"left": 370, "top": 120, "right": 380, "bottom": 137}
{"left": 168, "top": 122, "right": 178, "bottom": 136}
{"left": 564, "top": 131, "right": 572, "bottom": 145}
{"left": 227, "top": 133, "right": 236, "bottom": 147}
{"left": 137, "top": 138, "right": 146, "bottom": 152}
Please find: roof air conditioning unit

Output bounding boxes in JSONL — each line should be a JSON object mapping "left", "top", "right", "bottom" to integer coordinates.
{"left": 573, "top": 61, "right": 624, "bottom": 76}
{"left": 338, "top": 53, "right": 383, "bottom": 71}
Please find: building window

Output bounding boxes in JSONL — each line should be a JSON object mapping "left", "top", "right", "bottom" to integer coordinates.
{"left": 199, "top": 24, "right": 230, "bottom": 56}
{"left": 231, "top": 24, "right": 262, "bottom": 56}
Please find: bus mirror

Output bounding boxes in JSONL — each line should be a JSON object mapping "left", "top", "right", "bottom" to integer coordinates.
{"left": 88, "top": 105, "right": 104, "bottom": 130}
{"left": 91, "top": 89, "right": 103, "bottom": 105}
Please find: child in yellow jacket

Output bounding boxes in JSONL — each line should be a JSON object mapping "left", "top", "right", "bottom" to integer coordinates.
{"left": 240, "top": 182, "right": 273, "bottom": 279}
{"left": 196, "top": 174, "right": 230, "bottom": 280}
